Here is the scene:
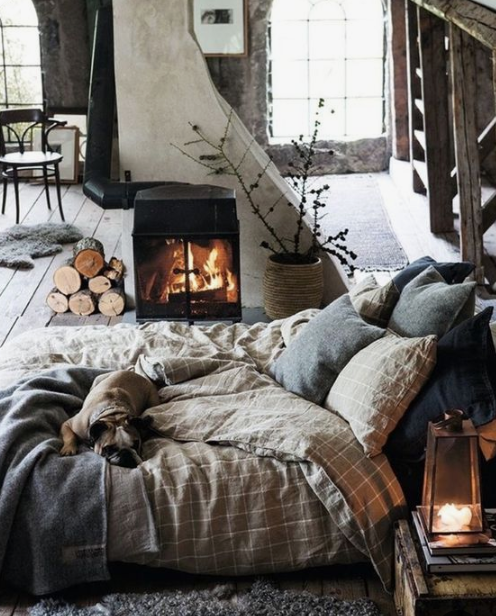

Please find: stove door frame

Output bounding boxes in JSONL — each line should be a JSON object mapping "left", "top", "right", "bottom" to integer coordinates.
{"left": 133, "top": 232, "right": 242, "bottom": 323}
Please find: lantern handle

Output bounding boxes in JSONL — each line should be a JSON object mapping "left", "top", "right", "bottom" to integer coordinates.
{"left": 433, "top": 409, "right": 464, "bottom": 432}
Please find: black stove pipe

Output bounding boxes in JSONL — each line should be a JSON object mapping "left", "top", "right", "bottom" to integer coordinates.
{"left": 83, "top": 5, "right": 167, "bottom": 209}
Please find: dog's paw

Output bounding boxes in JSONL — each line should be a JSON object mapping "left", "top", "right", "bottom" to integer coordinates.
{"left": 60, "top": 443, "right": 77, "bottom": 456}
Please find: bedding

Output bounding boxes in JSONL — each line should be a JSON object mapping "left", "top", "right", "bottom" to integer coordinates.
{"left": 324, "top": 331, "right": 437, "bottom": 457}
{"left": 0, "top": 367, "right": 109, "bottom": 595}
{"left": 386, "top": 307, "right": 496, "bottom": 462}
{"left": 388, "top": 266, "right": 476, "bottom": 338}
{"left": 271, "top": 294, "right": 386, "bottom": 404}
{"left": 392, "top": 255, "right": 475, "bottom": 291}
{"left": 0, "top": 313, "right": 406, "bottom": 594}
{"left": 348, "top": 275, "right": 400, "bottom": 327}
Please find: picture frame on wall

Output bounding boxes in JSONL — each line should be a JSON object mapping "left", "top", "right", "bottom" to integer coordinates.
{"left": 193, "top": 0, "right": 248, "bottom": 57}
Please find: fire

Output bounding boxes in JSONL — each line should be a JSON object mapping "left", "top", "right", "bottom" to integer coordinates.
{"left": 163, "top": 240, "right": 238, "bottom": 302}
{"left": 437, "top": 503, "right": 473, "bottom": 532}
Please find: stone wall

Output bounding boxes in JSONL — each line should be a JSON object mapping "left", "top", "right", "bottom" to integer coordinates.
{"left": 207, "top": 0, "right": 389, "bottom": 173}
{"left": 32, "top": 0, "right": 91, "bottom": 111}
{"left": 32, "top": 0, "right": 389, "bottom": 172}
{"left": 30, "top": 0, "right": 494, "bottom": 173}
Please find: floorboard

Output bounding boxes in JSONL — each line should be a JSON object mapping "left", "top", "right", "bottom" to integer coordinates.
{"left": 2, "top": 167, "right": 493, "bottom": 612}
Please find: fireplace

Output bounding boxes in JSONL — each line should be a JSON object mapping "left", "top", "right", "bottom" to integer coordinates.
{"left": 132, "top": 184, "right": 242, "bottom": 322}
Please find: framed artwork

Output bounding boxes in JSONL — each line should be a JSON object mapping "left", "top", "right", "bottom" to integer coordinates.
{"left": 193, "top": 0, "right": 248, "bottom": 57}
{"left": 35, "top": 125, "right": 80, "bottom": 184}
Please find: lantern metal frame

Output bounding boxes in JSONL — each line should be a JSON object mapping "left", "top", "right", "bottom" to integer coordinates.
{"left": 417, "top": 410, "right": 484, "bottom": 537}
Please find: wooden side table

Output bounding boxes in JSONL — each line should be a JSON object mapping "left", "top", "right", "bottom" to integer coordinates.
{"left": 394, "top": 519, "right": 496, "bottom": 616}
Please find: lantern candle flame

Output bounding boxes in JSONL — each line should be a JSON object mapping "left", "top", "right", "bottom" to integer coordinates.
{"left": 437, "top": 503, "right": 473, "bottom": 531}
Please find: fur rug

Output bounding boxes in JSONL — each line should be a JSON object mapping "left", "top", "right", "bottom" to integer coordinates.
{"left": 0, "top": 223, "right": 83, "bottom": 269}
{"left": 29, "top": 579, "right": 383, "bottom": 616}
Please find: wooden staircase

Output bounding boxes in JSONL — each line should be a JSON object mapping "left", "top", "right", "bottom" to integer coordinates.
{"left": 406, "top": 0, "right": 496, "bottom": 284}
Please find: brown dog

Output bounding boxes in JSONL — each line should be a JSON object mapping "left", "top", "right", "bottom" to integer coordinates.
{"left": 59, "top": 370, "right": 160, "bottom": 468}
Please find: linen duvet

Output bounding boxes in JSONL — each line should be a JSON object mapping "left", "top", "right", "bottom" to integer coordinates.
{"left": 0, "top": 312, "right": 406, "bottom": 594}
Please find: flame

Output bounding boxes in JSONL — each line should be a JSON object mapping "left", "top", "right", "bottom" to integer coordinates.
{"left": 162, "top": 241, "right": 238, "bottom": 301}
{"left": 437, "top": 503, "right": 473, "bottom": 532}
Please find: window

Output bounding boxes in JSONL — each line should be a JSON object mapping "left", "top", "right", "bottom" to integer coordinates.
{"left": 0, "top": 0, "right": 43, "bottom": 109}
{"left": 269, "top": 0, "right": 386, "bottom": 141}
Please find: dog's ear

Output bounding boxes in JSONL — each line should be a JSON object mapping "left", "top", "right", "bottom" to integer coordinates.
{"left": 129, "top": 415, "right": 154, "bottom": 434}
{"left": 89, "top": 421, "right": 108, "bottom": 445}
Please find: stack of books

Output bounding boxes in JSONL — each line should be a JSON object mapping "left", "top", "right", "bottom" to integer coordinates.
{"left": 412, "top": 509, "right": 496, "bottom": 573}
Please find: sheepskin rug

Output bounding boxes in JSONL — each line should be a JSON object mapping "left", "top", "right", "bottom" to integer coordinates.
{"left": 0, "top": 223, "right": 83, "bottom": 269}
{"left": 28, "top": 579, "right": 384, "bottom": 616}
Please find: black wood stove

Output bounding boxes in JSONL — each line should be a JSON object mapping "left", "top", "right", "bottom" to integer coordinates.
{"left": 133, "top": 184, "right": 241, "bottom": 322}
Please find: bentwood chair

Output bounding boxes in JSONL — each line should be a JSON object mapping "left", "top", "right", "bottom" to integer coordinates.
{"left": 0, "top": 108, "right": 67, "bottom": 224}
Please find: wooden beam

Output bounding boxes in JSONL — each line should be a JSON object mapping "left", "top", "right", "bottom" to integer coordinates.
{"left": 410, "top": 0, "right": 496, "bottom": 50}
{"left": 418, "top": 7, "right": 454, "bottom": 233}
{"left": 389, "top": 0, "right": 410, "bottom": 160}
{"left": 406, "top": 0, "right": 425, "bottom": 194}
{"left": 450, "top": 24, "right": 485, "bottom": 282}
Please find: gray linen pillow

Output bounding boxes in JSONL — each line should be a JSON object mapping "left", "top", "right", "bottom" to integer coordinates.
{"left": 388, "top": 266, "right": 476, "bottom": 338}
{"left": 270, "top": 294, "right": 385, "bottom": 405}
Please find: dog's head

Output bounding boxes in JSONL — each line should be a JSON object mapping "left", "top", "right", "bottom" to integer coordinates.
{"left": 89, "top": 415, "right": 153, "bottom": 468}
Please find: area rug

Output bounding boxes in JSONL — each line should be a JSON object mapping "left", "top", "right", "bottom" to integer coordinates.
{"left": 0, "top": 223, "right": 83, "bottom": 269}
{"left": 29, "top": 579, "right": 383, "bottom": 616}
{"left": 318, "top": 174, "right": 409, "bottom": 272}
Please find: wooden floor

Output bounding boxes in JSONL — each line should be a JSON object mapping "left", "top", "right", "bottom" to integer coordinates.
{"left": 0, "top": 180, "right": 124, "bottom": 349}
{"left": 0, "top": 162, "right": 492, "bottom": 613}
{"left": 1, "top": 161, "right": 493, "bottom": 349}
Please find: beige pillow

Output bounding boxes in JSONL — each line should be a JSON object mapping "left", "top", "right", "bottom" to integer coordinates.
{"left": 349, "top": 275, "right": 400, "bottom": 328}
{"left": 324, "top": 332, "right": 437, "bottom": 457}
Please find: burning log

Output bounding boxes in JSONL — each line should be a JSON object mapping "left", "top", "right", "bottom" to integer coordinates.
{"left": 168, "top": 287, "right": 228, "bottom": 303}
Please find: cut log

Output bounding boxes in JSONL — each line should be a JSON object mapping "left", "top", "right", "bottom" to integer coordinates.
{"left": 68, "top": 289, "right": 97, "bottom": 316}
{"left": 98, "top": 287, "right": 126, "bottom": 317}
{"left": 88, "top": 275, "right": 112, "bottom": 294}
{"left": 73, "top": 238, "right": 105, "bottom": 278}
{"left": 53, "top": 263, "right": 82, "bottom": 295}
{"left": 46, "top": 288, "right": 69, "bottom": 313}
{"left": 107, "top": 257, "right": 125, "bottom": 280}
{"left": 103, "top": 268, "right": 122, "bottom": 282}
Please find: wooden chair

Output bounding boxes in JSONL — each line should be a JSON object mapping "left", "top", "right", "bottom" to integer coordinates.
{"left": 0, "top": 108, "right": 67, "bottom": 224}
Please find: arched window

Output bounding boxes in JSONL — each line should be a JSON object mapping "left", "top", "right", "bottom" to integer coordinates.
{"left": 0, "top": 0, "right": 43, "bottom": 109}
{"left": 269, "top": 0, "right": 386, "bottom": 141}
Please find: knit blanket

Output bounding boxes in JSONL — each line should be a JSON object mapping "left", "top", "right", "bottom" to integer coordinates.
{"left": 0, "top": 367, "right": 109, "bottom": 595}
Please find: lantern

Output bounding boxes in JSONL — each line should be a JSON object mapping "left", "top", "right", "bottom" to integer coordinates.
{"left": 418, "top": 410, "right": 484, "bottom": 537}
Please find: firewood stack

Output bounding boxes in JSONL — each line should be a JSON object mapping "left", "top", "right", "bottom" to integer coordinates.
{"left": 46, "top": 238, "right": 126, "bottom": 317}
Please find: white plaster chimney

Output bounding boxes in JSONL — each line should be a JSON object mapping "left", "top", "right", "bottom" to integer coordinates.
{"left": 113, "top": 0, "right": 348, "bottom": 308}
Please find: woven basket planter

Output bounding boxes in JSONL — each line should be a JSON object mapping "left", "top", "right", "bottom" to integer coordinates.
{"left": 263, "top": 254, "right": 324, "bottom": 320}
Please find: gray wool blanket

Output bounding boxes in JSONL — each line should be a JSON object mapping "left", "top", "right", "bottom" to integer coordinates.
{"left": 0, "top": 366, "right": 110, "bottom": 595}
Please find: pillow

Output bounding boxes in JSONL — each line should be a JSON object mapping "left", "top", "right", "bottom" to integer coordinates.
{"left": 477, "top": 419, "right": 496, "bottom": 462}
{"left": 270, "top": 294, "right": 385, "bottom": 405}
{"left": 324, "top": 332, "right": 437, "bottom": 458}
{"left": 349, "top": 275, "right": 400, "bottom": 328}
{"left": 393, "top": 255, "right": 475, "bottom": 292}
{"left": 388, "top": 266, "right": 476, "bottom": 338}
{"left": 386, "top": 307, "right": 496, "bottom": 462}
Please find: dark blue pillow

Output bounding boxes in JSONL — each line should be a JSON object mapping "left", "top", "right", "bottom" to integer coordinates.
{"left": 386, "top": 307, "right": 496, "bottom": 462}
{"left": 393, "top": 256, "right": 475, "bottom": 292}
